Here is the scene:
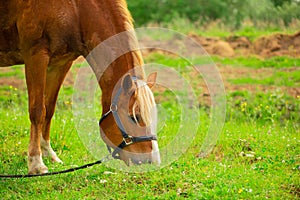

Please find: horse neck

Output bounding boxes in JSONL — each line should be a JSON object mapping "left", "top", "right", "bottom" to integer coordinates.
{"left": 100, "top": 52, "right": 145, "bottom": 113}
{"left": 79, "top": 0, "right": 135, "bottom": 50}
{"left": 78, "top": 0, "right": 146, "bottom": 112}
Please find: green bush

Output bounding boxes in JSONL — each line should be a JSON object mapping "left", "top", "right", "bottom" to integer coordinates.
{"left": 246, "top": 0, "right": 300, "bottom": 26}
{"left": 127, "top": 0, "right": 239, "bottom": 26}
{"left": 127, "top": 0, "right": 300, "bottom": 29}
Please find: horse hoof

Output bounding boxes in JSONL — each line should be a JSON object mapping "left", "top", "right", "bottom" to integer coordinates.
{"left": 40, "top": 139, "right": 63, "bottom": 164}
{"left": 28, "top": 155, "right": 49, "bottom": 174}
{"left": 28, "top": 164, "right": 48, "bottom": 175}
{"left": 51, "top": 155, "right": 63, "bottom": 164}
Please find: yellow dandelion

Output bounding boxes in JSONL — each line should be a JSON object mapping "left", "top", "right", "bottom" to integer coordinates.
{"left": 64, "top": 101, "right": 72, "bottom": 105}
{"left": 265, "top": 106, "right": 269, "bottom": 109}
{"left": 238, "top": 188, "right": 243, "bottom": 194}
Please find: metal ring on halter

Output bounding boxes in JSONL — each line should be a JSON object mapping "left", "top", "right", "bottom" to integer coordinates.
{"left": 110, "top": 103, "right": 118, "bottom": 112}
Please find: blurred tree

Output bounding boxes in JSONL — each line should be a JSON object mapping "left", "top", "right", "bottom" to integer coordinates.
{"left": 127, "top": 0, "right": 300, "bottom": 28}
{"left": 270, "top": 0, "right": 292, "bottom": 7}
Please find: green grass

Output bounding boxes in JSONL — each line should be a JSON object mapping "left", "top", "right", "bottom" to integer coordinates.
{"left": 146, "top": 53, "right": 300, "bottom": 90}
{"left": 1, "top": 55, "right": 300, "bottom": 199}
{"left": 212, "top": 56, "right": 300, "bottom": 69}
{"left": 230, "top": 70, "right": 300, "bottom": 87}
{"left": 146, "top": 53, "right": 300, "bottom": 69}
{"left": 0, "top": 65, "right": 24, "bottom": 79}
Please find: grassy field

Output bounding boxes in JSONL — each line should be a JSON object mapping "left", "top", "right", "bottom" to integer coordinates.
{"left": 0, "top": 51, "right": 299, "bottom": 199}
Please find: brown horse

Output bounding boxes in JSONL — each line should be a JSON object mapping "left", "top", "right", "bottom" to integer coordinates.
{"left": 0, "top": 0, "right": 160, "bottom": 174}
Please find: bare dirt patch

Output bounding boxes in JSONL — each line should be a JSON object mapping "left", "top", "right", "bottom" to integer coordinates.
{"left": 0, "top": 77, "right": 25, "bottom": 89}
{"left": 189, "top": 31, "right": 300, "bottom": 58}
{"left": 253, "top": 31, "right": 300, "bottom": 57}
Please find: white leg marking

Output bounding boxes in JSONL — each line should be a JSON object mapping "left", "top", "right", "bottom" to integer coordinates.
{"left": 40, "top": 137, "right": 63, "bottom": 163}
{"left": 28, "top": 154, "right": 48, "bottom": 174}
{"left": 151, "top": 140, "right": 161, "bottom": 165}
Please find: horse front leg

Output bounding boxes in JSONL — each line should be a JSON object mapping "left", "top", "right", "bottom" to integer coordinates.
{"left": 41, "top": 61, "right": 72, "bottom": 163}
{"left": 24, "top": 49, "right": 49, "bottom": 174}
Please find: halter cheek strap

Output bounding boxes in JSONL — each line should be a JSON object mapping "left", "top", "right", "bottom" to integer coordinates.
{"left": 99, "top": 77, "right": 157, "bottom": 159}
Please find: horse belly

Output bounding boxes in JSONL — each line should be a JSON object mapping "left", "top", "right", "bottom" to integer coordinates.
{"left": 0, "top": 51, "right": 23, "bottom": 67}
{"left": 0, "top": 26, "right": 23, "bottom": 67}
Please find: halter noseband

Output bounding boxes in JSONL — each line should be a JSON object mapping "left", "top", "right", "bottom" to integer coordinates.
{"left": 99, "top": 76, "right": 157, "bottom": 159}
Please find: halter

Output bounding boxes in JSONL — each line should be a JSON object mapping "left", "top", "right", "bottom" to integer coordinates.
{"left": 99, "top": 76, "right": 157, "bottom": 159}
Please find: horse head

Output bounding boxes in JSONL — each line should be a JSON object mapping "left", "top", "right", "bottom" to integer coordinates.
{"left": 99, "top": 72, "right": 161, "bottom": 166}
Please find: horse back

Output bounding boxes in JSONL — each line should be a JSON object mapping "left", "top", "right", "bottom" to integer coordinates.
{"left": 0, "top": 0, "right": 83, "bottom": 67}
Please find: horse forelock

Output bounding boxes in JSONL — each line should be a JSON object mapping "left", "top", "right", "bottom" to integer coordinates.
{"left": 132, "top": 83, "right": 156, "bottom": 127}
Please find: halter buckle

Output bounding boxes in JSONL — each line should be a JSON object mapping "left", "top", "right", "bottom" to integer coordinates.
{"left": 123, "top": 136, "right": 134, "bottom": 146}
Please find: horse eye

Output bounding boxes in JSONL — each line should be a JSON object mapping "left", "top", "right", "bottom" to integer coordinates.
{"left": 129, "top": 115, "right": 141, "bottom": 124}
{"left": 129, "top": 116, "right": 136, "bottom": 122}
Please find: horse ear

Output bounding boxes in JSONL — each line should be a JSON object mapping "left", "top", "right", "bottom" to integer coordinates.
{"left": 147, "top": 72, "right": 157, "bottom": 89}
{"left": 122, "top": 73, "right": 135, "bottom": 94}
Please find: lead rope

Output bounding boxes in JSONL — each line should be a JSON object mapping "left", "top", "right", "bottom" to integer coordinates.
{"left": 0, "top": 154, "right": 112, "bottom": 179}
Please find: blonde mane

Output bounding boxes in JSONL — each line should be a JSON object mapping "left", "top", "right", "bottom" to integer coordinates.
{"left": 132, "top": 82, "right": 156, "bottom": 127}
